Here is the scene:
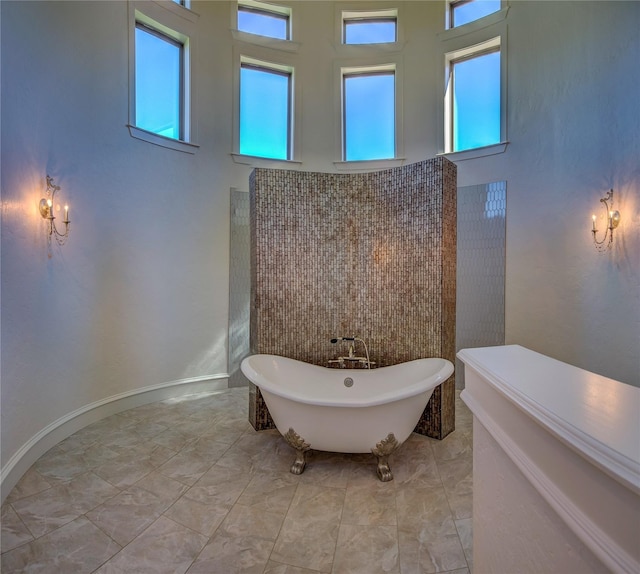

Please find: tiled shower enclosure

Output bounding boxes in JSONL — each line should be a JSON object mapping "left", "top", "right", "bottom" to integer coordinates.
{"left": 248, "top": 158, "right": 457, "bottom": 439}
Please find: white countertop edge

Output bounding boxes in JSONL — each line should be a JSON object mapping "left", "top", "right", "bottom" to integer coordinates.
{"left": 461, "top": 389, "right": 640, "bottom": 574}
{"left": 457, "top": 347, "right": 640, "bottom": 495}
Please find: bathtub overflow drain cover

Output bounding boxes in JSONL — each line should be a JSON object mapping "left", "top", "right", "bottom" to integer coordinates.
{"left": 344, "top": 377, "right": 354, "bottom": 387}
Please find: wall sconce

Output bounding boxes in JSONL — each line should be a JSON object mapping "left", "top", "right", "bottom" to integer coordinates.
{"left": 39, "top": 175, "right": 70, "bottom": 245}
{"left": 591, "top": 189, "right": 620, "bottom": 252}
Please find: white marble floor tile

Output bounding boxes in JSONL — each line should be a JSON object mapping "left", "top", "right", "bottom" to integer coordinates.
{"left": 455, "top": 517, "right": 473, "bottom": 571}
{"left": 236, "top": 471, "right": 299, "bottom": 516}
{"left": 296, "top": 451, "right": 358, "bottom": 489}
{"left": 32, "top": 448, "right": 90, "bottom": 484}
{"left": 156, "top": 442, "right": 226, "bottom": 486}
{"left": 396, "top": 484, "right": 468, "bottom": 573}
{"left": 430, "top": 431, "right": 472, "bottom": 465}
{"left": 11, "top": 472, "right": 119, "bottom": 538}
{"left": 164, "top": 475, "right": 249, "bottom": 536}
{"left": 436, "top": 457, "right": 473, "bottom": 521}
{"left": 333, "top": 524, "right": 400, "bottom": 574}
{"left": 341, "top": 482, "right": 397, "bottom": 526}
{"left": 86, "top": 474, "right": 188, "bottom": 546}
{"left": 94, "top": 455, "right": 159, "bottom": 490}
{"left": 151, "top": 428, "right": 198, "bottom": 451}
{"left": 391, "top": 436, "right": 442, "bottom": 489}
{"left": 186, "top": 531, "right": 275, "bottom": 574}
{"left": 1, "top": 504, "right": 34, "bottom": 552}
{"left": 126, "top": 419, "right": 168, "bottom": 440}
{"left": 94, "top": 516, "right": 207, "bottom": 574}
{"left": 397, "top": 525, "right": 468, "bottom": 574}
{"left": 4, "top": 467, "right": 51, "bottom": 504}
{"left": 1, "top": 516, "right": 121, "bottom": 574}
{"left": 270, "top": 484, "right": 345, "bottom": 572}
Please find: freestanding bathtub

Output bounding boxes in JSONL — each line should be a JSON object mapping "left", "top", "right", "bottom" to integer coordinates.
{"left": 241, "top": 354, "right": 454, "bottom": 481}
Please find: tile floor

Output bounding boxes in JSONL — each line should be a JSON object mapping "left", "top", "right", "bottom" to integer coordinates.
{"left": 1, "top": 387, "right": 473, "bottom": 573}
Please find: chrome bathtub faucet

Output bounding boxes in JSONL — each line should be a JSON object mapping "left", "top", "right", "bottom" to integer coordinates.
{"left": 329, "top": 336, "right": 373, "bottom": 369}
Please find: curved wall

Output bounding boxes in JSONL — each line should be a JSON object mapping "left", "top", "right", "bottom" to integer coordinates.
{"left": 1, "top": 0, "right": 638, "bottom": 500}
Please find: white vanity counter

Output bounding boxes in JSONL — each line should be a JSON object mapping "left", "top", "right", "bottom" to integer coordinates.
{"left": 458, "top": 345, "right": 640, "bottom": 574}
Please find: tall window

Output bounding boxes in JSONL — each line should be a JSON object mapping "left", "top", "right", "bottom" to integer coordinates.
{"left": 449, "top": 0, "right": 500, "bottom": 28}
{"left": 135, "top": 24, "right": 183, "bottom": 140}
{"left": 238, "top": 1, "right": 290, "bottom": 40}
{"left": 343, "top": 69, "right": 395, "bottom": 161}
{"left": 446, "top": 38, "right": 502, "bottom": 152}
{"left": 240, "top": 62, "right": 292, "bottom": 159}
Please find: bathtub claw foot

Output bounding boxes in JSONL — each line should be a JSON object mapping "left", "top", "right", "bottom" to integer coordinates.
{"left": 372, "top": 433, "right": 400, "bottom": 482}
{"left": 283, "top": 428, "right": 311, "bottom": 475}
{"left": 376, "top": 460, "right": 393, "bottom": 482}
{"left": 290, "top": 452, "right": 307, "bottom": 475}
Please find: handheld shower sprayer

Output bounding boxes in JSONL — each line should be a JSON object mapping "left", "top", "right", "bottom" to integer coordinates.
{"left": 330, "top": 337, "right": 354, "bottom": 344}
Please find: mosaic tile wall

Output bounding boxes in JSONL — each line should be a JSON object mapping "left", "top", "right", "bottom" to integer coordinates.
{"left": 228, "top": 189, "right": 251, "bottom": 388}
{"left": 456, "top": 181, "right": 506, "bottom": 389}
{"left": 249, "top": 158, "right": 457, "bottom": 439}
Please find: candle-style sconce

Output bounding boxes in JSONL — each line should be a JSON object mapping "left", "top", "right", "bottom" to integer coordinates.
{"left": 591, "top": 189, "right": 620, "bottom": 252}
{"left": 39, "top": 175, "right": 70, "bottom": 246}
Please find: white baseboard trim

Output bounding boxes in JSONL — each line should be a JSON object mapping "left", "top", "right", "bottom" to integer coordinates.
{"left": 1, "top": 374, "right": 230, "bottom": 503}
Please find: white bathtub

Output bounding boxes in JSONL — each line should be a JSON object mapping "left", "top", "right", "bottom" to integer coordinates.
{"left": 241, "top": 354, "right": 454, "bottom": 480}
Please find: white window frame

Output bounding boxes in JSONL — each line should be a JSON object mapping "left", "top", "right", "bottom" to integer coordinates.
{"left": 231, "top": 47, "right": 301, "bottom": 167}
{"left": 342, "top": 8, "right": 398, "bottom": 45}
{"left": 135, "top": 23, "right": 185, "bottom": 139}
{"left": 444, "top": 36, "right": 502, "bottom": 154}
{"left": 239, "top": 57, "right": 293, "bottom": 160}
{"left": 127, "top": 1, "right": 199, "bottom": 153}
{"left": 443, "top": 0, "right": 509, "bottom": 38}
{"left": 334, "top": 59, "right": 405, "bottom": 169}
{"left": 237, "top": 0, "right": 292, "bottom": 41}
{"left": 438, "top": 16, "right": 508, "bottom": 160}
{"left": 342, "top": 66, "right": 395, "bottom": 161}
{"left": 446, "top": 0, "right": 503, "bottom": 30}
{"left": 333, "top": 4, "right": 404, "bottom": 52}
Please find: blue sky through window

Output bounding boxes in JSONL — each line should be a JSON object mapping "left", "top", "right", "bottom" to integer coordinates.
{"left": 240, "top": 65, "right": 290, "bottom": 159}
{"left": 452, "top": 0, "right": 500, "bottom": 27}
{"left": 135, "top": 26, "right": 181, "bottom": 139}
{"left": 238, "top": 8, "right": 288, "bottom": 39}
{"left": 344, "top": 72, "right": 395, "bottom": 161}
{"left": 453, "top": 50, "right": 500, "bottom": 151}
{"left": 344, "top": 20, "right": 396, "bottom": 44}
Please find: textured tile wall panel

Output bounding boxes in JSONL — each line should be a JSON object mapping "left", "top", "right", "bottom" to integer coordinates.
{"left": 249, "top": 158, "right": 457, "bottom": 438}
{"left": 455, "top": 181, "right": 506, "bottom": 389}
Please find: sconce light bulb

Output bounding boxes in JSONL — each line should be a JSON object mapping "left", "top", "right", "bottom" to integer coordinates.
{"left": 592, "top": 214, "right": 596, "bottom": 221}
{"left": 47, "top": 199, "right": 52, "bottom": 208}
